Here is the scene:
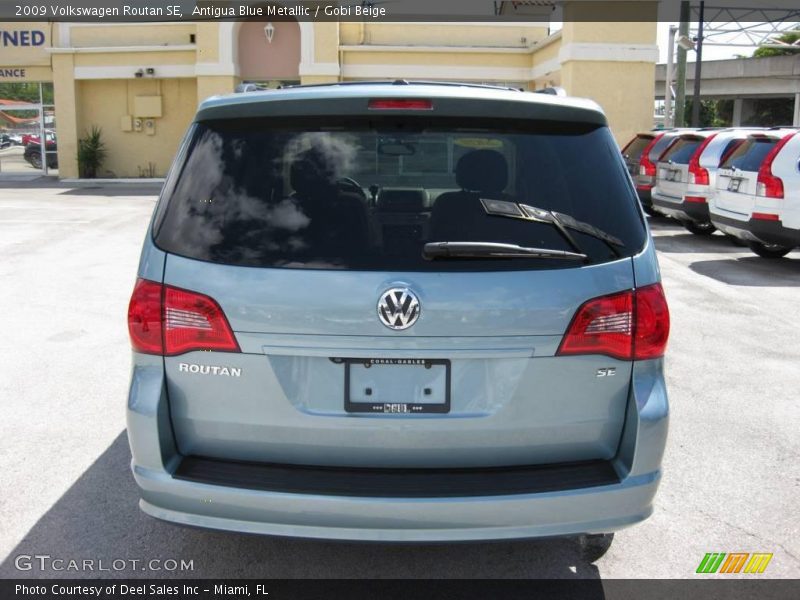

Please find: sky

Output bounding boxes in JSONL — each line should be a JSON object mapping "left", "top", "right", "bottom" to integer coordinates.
{"left": 654, "top": 21, "right": 785, "bottom": 62}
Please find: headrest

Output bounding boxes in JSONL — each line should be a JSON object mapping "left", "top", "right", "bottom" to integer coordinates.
{"left": 455, "top": 150, "right": 508, "bottom": 194}
{"left": 290, "top": 147, "right": 338, "bottom": 196}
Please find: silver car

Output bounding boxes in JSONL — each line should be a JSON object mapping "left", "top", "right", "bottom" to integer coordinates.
{"left": 127, "top": 82, "right": 670, "bottom": 545}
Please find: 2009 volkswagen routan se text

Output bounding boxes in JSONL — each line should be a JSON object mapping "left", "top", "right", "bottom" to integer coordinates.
{"left": 127, "top": 82, "right": 670, "bottom": 543}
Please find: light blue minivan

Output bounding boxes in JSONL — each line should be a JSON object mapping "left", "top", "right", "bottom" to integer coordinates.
{"left": 127, "top": 82, "right": 670, "bottom": 546}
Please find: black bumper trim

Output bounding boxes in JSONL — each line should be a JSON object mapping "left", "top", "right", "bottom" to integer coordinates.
{"left": 174, "top": 456, "right": 621, "bottom": 498}
{"left": 747, "top": 218, "right": 799, "bottom": 249}
{"left": 712, "top": 213, "right": 800, "bottom": 248}
{"left": 651, "top": 196, "right": 710, "bottom": 223}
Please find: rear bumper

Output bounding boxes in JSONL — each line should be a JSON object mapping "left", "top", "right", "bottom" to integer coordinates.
{"left": 127, "top": 358, "right": 669, "bottom": 541}
{"left": 651, "top": 193, "right": 710, "bottom": 224}
{"left": 135, "top": 465, "right": 659, "bottom": 541}
{"left": 711, "top": 212, "right": 799, "bottom": 247}
{"left": 747, "top": 217, "right": 799, "bottom": 249}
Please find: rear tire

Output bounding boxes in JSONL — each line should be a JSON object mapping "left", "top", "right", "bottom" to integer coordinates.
{"left": 748, "top": 241, "right": 792, "bottom": 259}
{"left": 643, "top": 205, "right": 657, "bottom": 217}
{"left": 580, "top": 533, "right": 614, "bottom": 562}
{"left": 683, "top": 220, "right": 716, "bottom": 236}
{"left": 28, "top": 151, "right": 42, "bottom": 170}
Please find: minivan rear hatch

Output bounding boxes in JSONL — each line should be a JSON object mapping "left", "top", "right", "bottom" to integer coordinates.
{"left": 150, "top": 90, "right": 650, "bottom": 469}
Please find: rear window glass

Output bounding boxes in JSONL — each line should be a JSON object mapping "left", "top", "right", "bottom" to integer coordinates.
{"left": 720, "top": 137, "right": 777, "bottom": 172}
{"left": 648, "top": 134, "right": 677, "bottom": 160}
{"left": 622, "top": 135, "right": 654, "bottom": 160}
{"left": 153, "top": 117, "right": 645, "bottom": 271}
{"left": 660, "top": 136, "right": 702, "bottom": 164}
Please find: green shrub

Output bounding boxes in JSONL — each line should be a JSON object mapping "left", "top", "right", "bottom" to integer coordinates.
{"left": 77, "top": 126, "right": 107, "bottom": 178}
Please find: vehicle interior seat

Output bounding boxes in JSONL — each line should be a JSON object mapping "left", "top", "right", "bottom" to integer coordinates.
{"left": 289, "top": 147, "right": 372, "bottom": 254}
{"left": 430, "top": 149, "right": 514, "bottom": 241}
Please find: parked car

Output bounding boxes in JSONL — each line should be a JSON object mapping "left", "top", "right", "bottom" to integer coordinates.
{"left": 21, "top": 130, "right": 55, "bottom": 146}
{"left": 23, "top": 140, "right": 58, "bottom": 169}
{"left": 651, "top": 128, "right": 760, "bottom": 236}
{"left": 0, "top": 134, "right": 12, "bottom": 149}
{"left": 711, "top": 128, "right": 798, "bottom": 258}
{"left": 621, "top": 131, "right": 656, "bottom": 178}
{"left": 127, "top": 82, "right": 670, "bottom": 545}
{"left": 633, "top": 129, "right": 688, "bottom": 214}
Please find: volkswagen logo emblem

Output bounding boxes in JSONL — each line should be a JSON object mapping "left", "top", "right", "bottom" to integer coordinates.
{"left": 377, "top": 288, "right": 420, "bottom": 330}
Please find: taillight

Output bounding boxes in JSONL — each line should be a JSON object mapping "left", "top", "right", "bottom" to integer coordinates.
{"left": 638, "top": 134, "right": 664, "bottom": 178}
{"left": 127, "top": 279, "right": 239, "bottom": 356}
{"left": 687, "top": 134, "right": 717, "bottom": 185}
{"left": 557, "top": 284, "right": 670, "bottom": 361}
{"left": 128, "top": 279, "right": 163, "bottom": 354}
{"left": 368, "top": 98, "right": 433, "bottom": 111}
{"left": 634, "top": 284, "right": 672, "bottom": 360}
{"left": 684, "top": 195, "right": 707, "bottom": 204}
{"left": 756, "top": 133, "right": 796, "bottom": 198}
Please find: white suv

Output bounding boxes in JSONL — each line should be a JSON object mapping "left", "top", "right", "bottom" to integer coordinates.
{"left": 710, "top": 128, "right": 799, "bottom": 258}
{"left": 651, "top": 129, "right": 757, "bottom": 236}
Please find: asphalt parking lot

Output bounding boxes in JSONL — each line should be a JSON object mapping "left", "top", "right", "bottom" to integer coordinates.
{"left": 0, "top": 183, "right": 798, "bottom": 579}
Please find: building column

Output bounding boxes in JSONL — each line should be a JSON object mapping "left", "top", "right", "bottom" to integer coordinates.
{"left": 559, "top": 1, "right": 659, "bottom": 146}
{"left": 793, "top": 93, "right": 800, "bottom": 127}
{"left": 299, "top": 22, "right": 340, "bottom": 85}
{"left": 732, "top": 98, "right": 743, "bottom": 126}
{"left": 51, "top": 53, "right": 79, "bottom": 179}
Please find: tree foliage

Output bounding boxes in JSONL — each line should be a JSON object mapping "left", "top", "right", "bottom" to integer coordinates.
{"left": 753, "top": 29, "right": 800, "bottom": 58}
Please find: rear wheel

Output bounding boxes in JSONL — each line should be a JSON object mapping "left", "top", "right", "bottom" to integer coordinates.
{"left": 580, "top": 533, "right": 615, "bottom": 562}
{"left": 683, "top": 220, "right": 716, "bottom": 236}
{"left": 643, "top": 205, "right": 657, "bottom": 217}
{"left": 748, "top": 241, "right": 792, "bottom": 259}
{"left": 28, "top": 151, "right": 42, "bottom": 170}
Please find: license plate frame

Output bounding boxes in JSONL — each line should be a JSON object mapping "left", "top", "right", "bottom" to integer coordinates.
{"left": 728, "top": 178, "right": 742, "bottom": 192}
{"left": 343, "top": 358, "right": 451, "bottom": 414}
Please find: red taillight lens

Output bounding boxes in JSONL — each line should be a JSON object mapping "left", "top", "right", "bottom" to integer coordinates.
{"left": 557, "top": 284, "right": 670, "bottom": 361}
{"left": 633, "top": 284, "right": 671, "bottom": 360}
{"left": 164, "top": 286, "right": 239, "bottom": 355}
{"left": 756, "top": 133, "right": 796, "bottom": 199}
{"left": 128, "top": 279, "right": 163, "bottom": 354}
{"left": 638, "top": 134, "right": 663, "bottom": 178}
{"left": 752, "top": 212, "right": 780, "bottom": 221}
{"left": 684, "top": 195, "right": 707, "bottom": 204}
{"left": 687, "top": 134, "right": 717, "bottom": 185}
{"left": 368, "top": 98, "right": 433, "bottom": 111}
{"left": 127, "top": 279, "right": 239, "bottom": 356}
{"left": 557, "top": 290, "right": 634, "bottom": 360}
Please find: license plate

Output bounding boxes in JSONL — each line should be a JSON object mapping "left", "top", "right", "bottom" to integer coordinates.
{"left": 728, "top": 178, "right": 741, "bottom": 192}
{"left": 665, "top": 170, "right": 681, "bottom": 182}
{"left": 344, "top": 358, "right": 451, "bottom": 414}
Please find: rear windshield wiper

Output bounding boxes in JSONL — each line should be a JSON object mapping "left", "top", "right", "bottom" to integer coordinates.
{"left": 480, "top": 199, "right": 624, "bottom": 257}
{"left": 423, "top": 241, "right": 587, "bottom": 261}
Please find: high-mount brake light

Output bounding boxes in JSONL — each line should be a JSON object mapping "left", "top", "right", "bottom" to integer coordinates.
{"left": 368, "top": 99, "right": 433, "bottom": 111}
{"left": 557, "top": 284, "right": 670, "bottom": 361}
{"left": 756, "top": 132, "right": 796, "bottom": 199}
{"left": 127, "top": 279, "right": 240, "bottom": 356}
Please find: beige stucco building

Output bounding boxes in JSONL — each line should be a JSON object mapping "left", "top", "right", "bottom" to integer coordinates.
{"left": 1, "top": 1, "right": 658, "bottom": 179}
